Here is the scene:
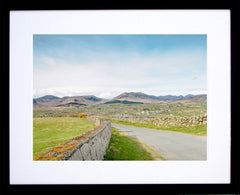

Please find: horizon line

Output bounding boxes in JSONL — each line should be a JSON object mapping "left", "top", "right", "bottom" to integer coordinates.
{"left": 33, "top": 92, "right": 207, "bottom": 100}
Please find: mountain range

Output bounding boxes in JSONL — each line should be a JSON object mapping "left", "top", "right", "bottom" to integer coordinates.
{"left": 113, "top": 92, "right": 196, "bottom": 103}
{"left": 33, "top": 95, "right": 106, "bottom": 108}
{"left": 33, "top": 92, "right": 206, "bottom": 108}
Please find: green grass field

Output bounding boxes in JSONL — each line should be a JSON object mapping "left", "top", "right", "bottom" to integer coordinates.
{"left": 110, "top": 120, "right": 207, "bottom": 136}
{"left": 33, "top": 117, "right": 96, "bottom": 158}
{"left": 104, "top": 127, "right": 155, "bottom": 160}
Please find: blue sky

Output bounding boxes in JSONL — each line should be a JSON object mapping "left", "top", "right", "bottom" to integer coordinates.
{"left": 33, "top": 34, "right": 207, "bottom": 99}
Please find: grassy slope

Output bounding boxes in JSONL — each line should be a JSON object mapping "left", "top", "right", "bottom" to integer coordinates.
{"left": 110, "top": 120, "right": 207, "bottom": 136}
{"left": 33, "top": 117, "right": 96, "bottom": 157}
{"left": 104, "top": 127, "right": 155, "bottom": 160}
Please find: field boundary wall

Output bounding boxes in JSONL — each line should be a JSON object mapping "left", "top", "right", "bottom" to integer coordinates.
{"left": 62, "top": 117, "right": 112, "bottom": 160}
{"left": 110, "top": 114, "right": 207, "bottom": 127}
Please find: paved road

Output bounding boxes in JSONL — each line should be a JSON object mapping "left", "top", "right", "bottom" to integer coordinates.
{"left": 111, "top": 123, "right": 207, "bottom": 160}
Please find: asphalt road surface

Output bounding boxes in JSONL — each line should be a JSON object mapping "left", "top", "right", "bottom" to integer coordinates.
{"left": 111, "top": 123, "right": 207, "bottom": 160}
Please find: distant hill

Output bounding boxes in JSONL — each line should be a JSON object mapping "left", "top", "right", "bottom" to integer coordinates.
{"left": 113, "top": 92, "right": 203, "bottom": 103}
{"left": 34, "top": 95, "right": 60, "bottom": 103}
{"left": 113, "top": 92, "right": 206, "bottom": 103}
{"left": 180, "top": 94, "right": 207, "bottom": 103}
{"left": 113, "top": 92, "right": 160, "bottom": 103}
{"left": 33, "top": 95, "right": 107, "bottom": 108}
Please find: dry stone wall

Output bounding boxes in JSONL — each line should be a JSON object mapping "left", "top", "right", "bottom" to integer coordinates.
{"left": 86, "top": 115, "right": 103, "bottom": 126}
{"left": 62, "top": 119, "right": 112, "bottom": 161}
{"left": 34, "top": 117, "right": 112, "bottom": 161}
{"left": 111, "top": 114, "right": 207, "bottom": 127}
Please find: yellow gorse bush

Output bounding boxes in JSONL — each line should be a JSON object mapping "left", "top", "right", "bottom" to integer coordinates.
{"left": 79, "top": 113, "right": 87, "bottom": 118}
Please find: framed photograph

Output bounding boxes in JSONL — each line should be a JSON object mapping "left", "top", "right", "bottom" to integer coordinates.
{"left": 9, "top": 10, "right": 231, "bottom": 185}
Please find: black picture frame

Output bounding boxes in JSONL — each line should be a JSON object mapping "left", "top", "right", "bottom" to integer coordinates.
{"left": 2, "top": 1, "right": 240, "bottom": 194}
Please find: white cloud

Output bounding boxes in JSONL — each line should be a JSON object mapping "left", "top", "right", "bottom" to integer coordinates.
{"left": 33, "top": 50, "right": 206, "bottom": 98}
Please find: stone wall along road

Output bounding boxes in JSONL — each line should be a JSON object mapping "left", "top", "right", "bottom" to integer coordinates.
{"left": 64, "top": 121, "right": 112, "bottom": 160}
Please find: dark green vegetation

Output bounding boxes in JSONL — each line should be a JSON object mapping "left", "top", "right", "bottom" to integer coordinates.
{"left": 110, "top": 119, "right": 207, "bottom": 136}
{"left": 56, "top": 102, "right": 87, "bottom": 107}
{"left": 104, "top": 127, "right": 154, "bottom": 160}
{"left": 33, "top": 117, "right": 96, "bottom": 158}
{"left": 104, "top": 100, "right": 143, "bottom": 104}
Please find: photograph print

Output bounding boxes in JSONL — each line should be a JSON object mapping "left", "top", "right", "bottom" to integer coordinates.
{"left": 33, "top": 34, "right": 207, "bottom": 161}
